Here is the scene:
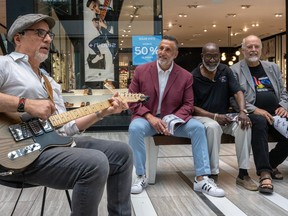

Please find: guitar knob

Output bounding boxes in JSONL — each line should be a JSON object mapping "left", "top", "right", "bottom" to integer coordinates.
{"left": 8, "top": 152, "right": 16, "bottom": 159}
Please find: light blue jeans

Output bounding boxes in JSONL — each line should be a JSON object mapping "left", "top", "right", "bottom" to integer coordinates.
{"left": 128, "top": 117, "right": 211, "bottom": 177}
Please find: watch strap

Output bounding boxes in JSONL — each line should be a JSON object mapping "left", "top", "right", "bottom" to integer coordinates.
{"left": 17, "top": 97, "right": 26, "bottom": 112}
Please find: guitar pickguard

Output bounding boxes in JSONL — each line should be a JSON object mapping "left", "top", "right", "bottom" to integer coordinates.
{"left": 0, "top": 112, "right": 73, "bottom": 171}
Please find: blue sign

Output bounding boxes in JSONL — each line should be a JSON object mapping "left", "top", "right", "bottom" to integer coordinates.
{"left": 132, "top": 35, "right": 162, "bottom": 65}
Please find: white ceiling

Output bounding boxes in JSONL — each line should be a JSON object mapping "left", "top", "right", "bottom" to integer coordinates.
{"left": 0, "top": 0, "right": 286, "bottom": 49}
{"left": 119, "top": 0, "right": 286, "bottom": 48}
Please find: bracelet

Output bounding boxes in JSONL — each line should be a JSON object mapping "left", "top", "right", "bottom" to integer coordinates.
{"left": 96, "top": 111, "right": 104, "bottom": 120}
{"left": 213, "top": 113, "right": 218, "bottom": 121}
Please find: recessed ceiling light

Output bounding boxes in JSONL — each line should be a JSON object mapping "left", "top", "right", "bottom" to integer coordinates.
{"left": 275, "top": 13, "right": 283, "bottom": 17}
{"left": 212, "top": 24, "right": 216, "bottom": 28}
{"left": 187, "top": 4, "right": 198, "bottom": 8}
{"left": 227, "top": 13, "right": 237, "bottom": 17}
{"left": 241, "top": 5, "right": 251, "bottom": 9}
{"left": 178, "top": 13, "right": 187, "bottom": 18}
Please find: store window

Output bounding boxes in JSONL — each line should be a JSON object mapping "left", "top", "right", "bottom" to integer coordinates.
{"left": 33, "top": 0, "right": 161, "bottom": 91}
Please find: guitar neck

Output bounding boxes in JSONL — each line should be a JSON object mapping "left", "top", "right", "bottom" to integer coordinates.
{"left": 48, "top": 100, "right": 111, "bottom": 128}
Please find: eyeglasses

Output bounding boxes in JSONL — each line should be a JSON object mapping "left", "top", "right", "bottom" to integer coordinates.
{"left": 203, "top": 54, "right": 220, "bottom": 60}
{"left": 21, "top": 28, "right": 55, "bottom": 40}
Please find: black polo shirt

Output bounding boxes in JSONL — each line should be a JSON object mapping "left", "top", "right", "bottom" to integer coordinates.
{"left": 192, "top": 63, "right": 241, "bottom": 114}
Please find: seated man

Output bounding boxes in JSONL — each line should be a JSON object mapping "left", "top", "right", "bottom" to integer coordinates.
{"left": 0, "top": 13, "right": 132, "bottom": 215}
{"left": 192, "top": 42, "right": 257, "bottom": 191}
{"left": 230, "top": 35, "right": 288, "bottom": 194}
{"left": 128, "top": 35, "right": 225, "bottom": 197}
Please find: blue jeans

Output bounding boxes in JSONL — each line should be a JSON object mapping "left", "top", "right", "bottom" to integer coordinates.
{"left": 128, "top": 117, "right": 211, "bottom": 177}
{"left": 0, "top": 136, "right": 133, "bottom": 216}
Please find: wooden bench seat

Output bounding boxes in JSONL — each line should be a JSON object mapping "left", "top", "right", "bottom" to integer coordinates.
{"left": 145, "top": 133, "right": 277, "bottom": 184}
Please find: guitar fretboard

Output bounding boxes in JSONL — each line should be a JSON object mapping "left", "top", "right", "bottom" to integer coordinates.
{"left": 49, "top": 100, "right": 111, "bottom": 128}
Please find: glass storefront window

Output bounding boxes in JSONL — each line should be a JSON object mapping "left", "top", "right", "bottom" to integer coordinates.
{"left": 32, "top": 0, "right": 161, "bottom": 90}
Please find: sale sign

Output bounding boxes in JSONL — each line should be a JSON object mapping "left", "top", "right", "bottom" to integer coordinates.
{"left": 132, "top": 35, "right": 162, "bottom": 65}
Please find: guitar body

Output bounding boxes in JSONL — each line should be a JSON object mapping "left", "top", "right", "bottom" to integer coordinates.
{"left": 0, "top": 92, "right": 147, "bottom": 172}
{"left": 0, "top": 112, "right": 73, "bottom": 172}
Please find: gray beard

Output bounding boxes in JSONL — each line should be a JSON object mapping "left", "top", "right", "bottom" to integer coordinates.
{"left": 247, "top": 56, "right": 260, "bottom": 63}
{"left": 202, "top": 60, "right": 219, "bottom": 72}
{"left": 35, "top": 51, "right": 48, "bottom": 63}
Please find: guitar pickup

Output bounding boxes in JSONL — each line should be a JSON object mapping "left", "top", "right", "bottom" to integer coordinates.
{"left": 8, "top": 143, "right": 41, "bottom": 160}
{"left": 9, "top": 123, "right": 33, "bottom": 141}
{"left": 28, "top": 120, "right": 44, "bottom": 136}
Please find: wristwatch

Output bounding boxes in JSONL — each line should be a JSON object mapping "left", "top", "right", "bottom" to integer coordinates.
{"left": 240, "top": 109, "right": 248, "bottom": 114}
{"left": 17, "top": 97, "right": 26, "bottom": 112}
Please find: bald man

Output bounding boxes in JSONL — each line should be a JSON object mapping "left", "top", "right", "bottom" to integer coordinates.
{"left": 192, "top": 42, "right": 256, "bottom": 191}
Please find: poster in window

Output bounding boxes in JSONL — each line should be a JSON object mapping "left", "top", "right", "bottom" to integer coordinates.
{"left": 84, "top": 0, "right": 118, "bottom": 82}
{"left": 261, "top": 38, "right": 275, "bottom": 60}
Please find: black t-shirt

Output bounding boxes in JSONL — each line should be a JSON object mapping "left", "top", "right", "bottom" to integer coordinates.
{"left": 249, "top": 64, "right": 279, "bottom": 114}
{"left": 192, "top": 63, "right": 241, "bottom": 114}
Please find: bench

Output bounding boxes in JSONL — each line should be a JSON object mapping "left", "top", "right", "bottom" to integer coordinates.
{"left": 145, "top": 133, "right": 277, "bottom": 184}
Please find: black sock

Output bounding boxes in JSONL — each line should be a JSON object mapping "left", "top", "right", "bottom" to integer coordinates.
{"left": 238, "top": 169, "right": 248, "bottom": 179}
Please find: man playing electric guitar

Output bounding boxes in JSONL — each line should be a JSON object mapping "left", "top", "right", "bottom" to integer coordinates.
{"left": 0, "top": 13, "right": 132, "bottom": 216}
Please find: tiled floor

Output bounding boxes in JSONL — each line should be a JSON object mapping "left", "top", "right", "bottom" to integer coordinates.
{"left": 1, "top": 132, "right": 288, "bottom": 216}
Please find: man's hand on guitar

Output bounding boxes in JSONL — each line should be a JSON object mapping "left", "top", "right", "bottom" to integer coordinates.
{"left": 25, "top": 99, "right": 56, "bottom": 120}
{"left": 105, "top": 92, "right": 129, "bottom": 115}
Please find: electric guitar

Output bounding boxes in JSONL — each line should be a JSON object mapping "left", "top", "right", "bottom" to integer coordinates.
{"left": 0, "top": 92, "right": 148, "bottom": 174}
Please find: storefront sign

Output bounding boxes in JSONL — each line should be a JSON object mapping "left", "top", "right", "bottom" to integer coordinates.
{"left": 132, "top": 35, "right": 161, "bottom": 65}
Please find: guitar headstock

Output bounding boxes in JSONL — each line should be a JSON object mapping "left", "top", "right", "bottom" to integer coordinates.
{"left": 119, "top": 92, "right": 149, "bottom": 103}
{"left": 103, "top": 79, "right": 149, "bottom": 103}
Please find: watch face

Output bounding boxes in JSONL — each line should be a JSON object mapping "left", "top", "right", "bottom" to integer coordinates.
{"left": 18, "top": 104, "right": 24, "bottom": 112}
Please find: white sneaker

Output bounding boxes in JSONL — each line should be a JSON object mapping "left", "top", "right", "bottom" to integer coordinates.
{"left": 131, "top": 175, "right": 148, "bottom": 194}
{"left": 194, "top": 176, "right": 225, "bottom": 197}
{"left": 91, "top": 54, "right": 103, "bottom": 63}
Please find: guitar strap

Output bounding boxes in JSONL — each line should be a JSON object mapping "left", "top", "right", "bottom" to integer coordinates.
{"left": 42, "top": 75, "right": 55, "bottom": 104}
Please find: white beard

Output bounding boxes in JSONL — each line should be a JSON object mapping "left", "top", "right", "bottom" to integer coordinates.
{"left": 35, "top": 51, "right": 48, "bottom": 63}
{"left": 202, "top": 60, "right": 219, "bottom": 72}
{"left": 246, "top": 55, "right": 260, "bottom": 63}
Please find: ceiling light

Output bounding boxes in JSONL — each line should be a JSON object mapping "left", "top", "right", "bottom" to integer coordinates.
{"left": 187, "top": 4, "right": 198, "bottom": 8}
{"left": 133, "top": 5, "right": 143, "bottom": 9}
{"left": 178, "top": 13, "right": 187, "bottom": 18}
{"left": 241, "top": 5, "right": 251, "bottom": 9}
{"left": 252, "top": 23, "right": 259, "bottom": 27}
{"left": 227, "top": 13, "right": 237, "bottom": 17}
{"left": 203, "top": 29, "right": 207, "bottom": 32}
{"left": 275, "top": 13, "right": 283, "bottom": 17}
{"left": 212, "top": 24, "right": 216, "bottom": 28}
